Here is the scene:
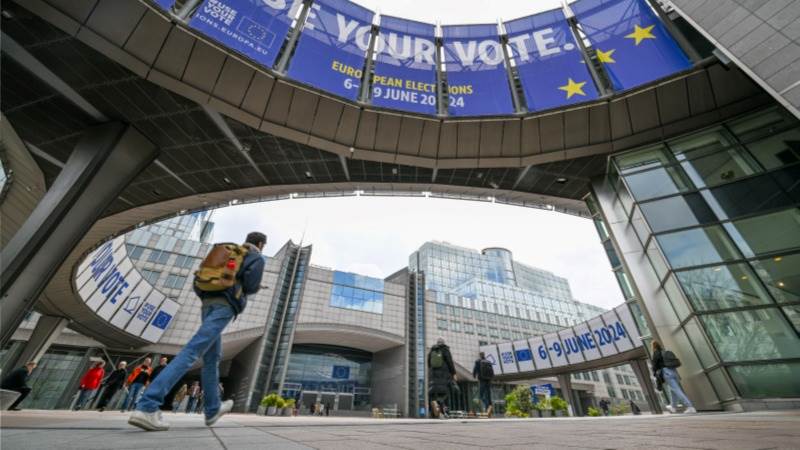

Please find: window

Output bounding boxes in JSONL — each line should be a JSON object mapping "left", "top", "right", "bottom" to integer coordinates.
{"left": 603, "top": 372, "right": 611, "bottom": 383}
{"left": 621, "top": 389, "right": 629, "bottom": 400}
{"left": 330, "top": 271, "right": 384, "bottom": 314}
{"left": 128, "top": 245, "right": 145, "bottom": 260}
{"left": 615, "top": 145, "right": 672, "bottom": 174}
{"left": 437, "top": 319, "right": 448, "bottom": 331}
{"left": 752, "top": 253, "right": 800, "bottom": 304}
{"left": 623, "top": 165, "right": 692, "bottom": 201}
{"left": 591, "top": 371, "right": 599, "bottom": 382}
{"left": 607, "top": 386, "right": 616, "bottom": 398}
{"left": 163, "top": 274, "right": 187, "bottom": 290}
{"left": 175, "top": 254, "right": 198, "bottom": 269}
{"left": 723, "top": 208, "right": 800, "bottom": 258}
{"left": 148, "top": 249, "right": 170, "bottom": 264}
{"left": 616, "top": 374, "right": 624, "bottom": 384}
{"left": 702, "top": 173, "right": 795, "bottom": 221}
{"left": 742, "top": 128, "right": 800, "bottom": 170}
{"left": 451, "top": 321, "right": 461, "bottom": 332}
{"left": 656, "top": 225, "right": 740, "bottom": 269}
{"left": 639, "top": 193, "right": 717, "bottom": 233}
{"left": 676, "top": 263, "right": 772, "bottom": 311}
{"left": 142, "top": 269, "right": 161, "bottom": 284}
{"left": 669, "top": 129, "right": 759, "bottom": 187}
{"left": 623, "top": 375, "right": 631, "bottom": 385}
{"left": 701, "top": 308, "right": 800, "bottom": 362}
{"left": 464, "top": 323, "right": 475, "bottom": 334}
{"left": 728, "top": 363, "right": 800, "bottom": 398}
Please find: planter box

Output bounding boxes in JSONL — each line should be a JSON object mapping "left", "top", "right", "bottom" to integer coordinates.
{"left": 541, "top": 410, "right": 554, "bottom": 417}
{"left": 555, "top": 410, "right": 567, "bottom": 417}
{"left": 282, "top": 407, "right": 292, "bottom": 416}
{"left": 257, "top": 405, "right": 266, "bottom": 416}
{"left": 267, "top": 406, "right": 278, "bottom": 416}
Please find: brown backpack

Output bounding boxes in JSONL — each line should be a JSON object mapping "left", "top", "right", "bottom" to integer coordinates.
{"left": 193, "top": 243, "right": 247, "bottom": 296}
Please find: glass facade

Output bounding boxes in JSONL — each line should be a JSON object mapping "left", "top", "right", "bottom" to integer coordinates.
{"left": 330, "top": 271, "right": 385, "bottom": 314}
{"left": 284, "top": 344, "right": 372, "bottom": 410}
{"left": 606, "top": 106, "right": 800, "bottom": 402}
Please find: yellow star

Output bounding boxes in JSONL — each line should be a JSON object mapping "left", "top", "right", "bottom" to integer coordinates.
{"left": 625, "top": 24, "right": 656, "bottom": 45}
{"left": 596, "top": 48, "right": 615, "bottom": 63}
{"left": 558, "top": 78, "right": 587, "bottom": 99}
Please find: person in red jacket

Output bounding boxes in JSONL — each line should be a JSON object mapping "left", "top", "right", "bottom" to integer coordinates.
{"left": 74, "top": 361, "right": 106, "bottom": 411}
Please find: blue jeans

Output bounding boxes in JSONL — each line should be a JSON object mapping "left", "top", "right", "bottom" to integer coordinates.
{"left": 662, "top": 368, "right": 693, "bottom": 409}
{"left": 122, "top": 383, "right": 145, "bottom": 411}
{"left": 478, "top": 381, "right": 492, "bottom": 410}
{"left": 136, "top": 303, "right": 234, "bottom": 419}
{"left": 75, "top": 388, "right": 96, "bottom": 410}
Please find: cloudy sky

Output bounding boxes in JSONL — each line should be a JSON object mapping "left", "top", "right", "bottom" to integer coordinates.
{"left": 210, "top": 196, "right": 624, "bottom": 310}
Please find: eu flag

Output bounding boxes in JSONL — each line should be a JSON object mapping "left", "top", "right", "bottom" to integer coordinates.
{"left": 571, "top": 0, "right": 692, "bottom": 91}
{"left": 504, "top": 9, "right": 599, "bottom": 112}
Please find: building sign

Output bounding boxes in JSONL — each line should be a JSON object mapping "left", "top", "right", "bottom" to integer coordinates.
{"left": 331, "top": 365, "right": 351, "bottom": 379}
{"left": 287, "top": 0, "right": 374, "bottom": 101}
{"left": 504, "top": 9, "right": 599, "bottom": 112}
{"left": 370, "top": 16, "right": 438, "bottom": 115}
{"left": 150, "top": 0, "right": 175, "bottom": 12}
{"left": 441, "top": 23, "right": 515, "bottom": 116}
{"left": 571, "top": 0, "right": 691, "bottom": 90}
{"left": 189, "top": 0, "right": 301, "bottom": 69}
{"left": 513, "top": 339, "right": 535, "bottom": 371}
{"left": 497, "top": 342, "right": 518, "bottom": 374}
{"left": 75, "top": 237, "right": 179, "bottom": 343}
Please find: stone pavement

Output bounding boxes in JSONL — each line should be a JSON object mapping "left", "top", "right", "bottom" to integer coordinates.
{"left": 1, "top": 409, "right": 799, "bottom": 449}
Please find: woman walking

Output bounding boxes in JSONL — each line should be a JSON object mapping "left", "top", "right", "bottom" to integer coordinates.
{"left": 652, "top": 340, "right": 696, "bottom": 414}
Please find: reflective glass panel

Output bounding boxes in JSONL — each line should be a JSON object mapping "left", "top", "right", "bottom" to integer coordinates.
{"left": 727, "top": 363, "right": 800, "bottom": 398}
{"left": 728, "top": 108, "right": 796, "bottom": 143}
{"left": 782, "top": 305, "right": 800, "bottom": 333}
{"left": 623, "top": 166, "right": 692, "bottom": 201}
{"left": 640, "top": 193, "right": 716, "bottom": 233}
{"left": 656, "top": 225, "right": 740, "bottom": 269}
{"left": 676, "top": 263, "right": 772, "bottom": 311}
{"left": 614, "top": 145, "right": 672, "bottom": 174}
{"left": 752, "top": 253, "right": 800, "bottom": 304}
{"left": 743, "top": 128, "right": 800, "bottom": 170}
{"left": 669, "top": 129, "right": 759, "bottom": 187}
{"left": 723, "top": 208, "right": 800, "bottom": 258}
{"left": 702, "top": 173, "right": 794, "bottom": 221}
{"left": 684, "top": 318, "right": 718, "bottom": 368}
{"left": 706, "top": 367, "right": 736, "bottom": 401}
{"left": 700, "top": 308, "right": 800, "bottom": 362}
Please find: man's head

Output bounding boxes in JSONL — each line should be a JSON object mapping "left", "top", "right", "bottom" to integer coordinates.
{"left": 24, "top": 361, "right": 37, "bottom": 373}
{"left": 436, "top": 338, "right": 445, "bottom": 346}
{"left": 159, "top": 356, "right": 168, "bottom": 366}
{"left": 479, "top": 352, "right": 485, "bottom": 359}
{"left": 95, "top": 361, "right": 105, "bottom": 368}
{"left": 245, "top": 232, "right": 267, "bottom": 251}
{"left": 143, "top": 357, "right": 152, "bottom": 366}
{"left": 118, "top": 361, "right": 128, "bottom": 369}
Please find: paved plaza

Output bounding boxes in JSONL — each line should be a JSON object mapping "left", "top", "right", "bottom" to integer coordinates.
{"left": 1, "top": 410, "right": 799, "bottom": 449}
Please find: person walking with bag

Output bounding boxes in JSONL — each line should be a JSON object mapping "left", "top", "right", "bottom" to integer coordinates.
{"left": 129, "top": 232, "right": 266, "bottom": 431}
{"left": 96, "top": 361, "right": 127, "bottom": 412}
{"left": 651, "top": 340, "right": 696, "bottom": 414}
{"left": 472, "top": 352, "right": 494, "bottom": 417}
{"left": 428, "top": 338, "right": 456, "bottom": 418}
{"left": 74, "top": 361, "right": 105, "bottom": 410}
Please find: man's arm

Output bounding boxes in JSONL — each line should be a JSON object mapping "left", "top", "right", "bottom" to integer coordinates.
{"left": 472, "top": 361, "right": 479, "bottom": 379}
{"left": 240, "top": 255, "right": 266, "bottom": 295}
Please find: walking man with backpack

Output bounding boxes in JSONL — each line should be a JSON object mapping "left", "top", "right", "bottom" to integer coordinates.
{"left": 651, "top": 340, "right": 696, "bottom": 414}
{"left": 472, "top": 352, "right": 494, "bottom": 417}
{"left": 428, "top": 338, "right": 456, "bottom": 418}
{"left": 129, "top": 232, "right": 267, "bottom": 431}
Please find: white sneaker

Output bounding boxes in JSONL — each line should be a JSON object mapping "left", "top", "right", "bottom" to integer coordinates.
{"left": 128, "top": 410, "right": 170, "bottom": 431}
{"left": 205, "top": 400, "right": 234, "bottom": 426}
{"left": 666, "top": 405, "right": 676, "bottom": 413}
{"left": 684, "top": 407, "right": 697, "bottom": 414}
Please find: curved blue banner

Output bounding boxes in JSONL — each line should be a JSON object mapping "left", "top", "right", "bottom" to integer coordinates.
{"left": 370, "top": 16, "right": 438, "bottom": 115}
{"left": 287, "top": 0, "right": 374, "bottom": 101}
{"left": 571, "top": 0, "right": 691, "bottom": 90}
{"left": 189, "top": 0, "right": 301, "bottom": 69}
{"left": 442, "top": 24, "right": 515, "bottom": 117}
{"left": 504, "top": 9, "right": 599, "bottom": 112}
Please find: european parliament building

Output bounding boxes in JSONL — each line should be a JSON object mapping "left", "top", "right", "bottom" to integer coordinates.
{"left": 1, "top": 0, "right": 800, "bottom": 419}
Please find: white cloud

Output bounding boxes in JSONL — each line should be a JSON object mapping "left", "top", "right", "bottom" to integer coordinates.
{"left": 210, "top": 196, "right": 624, "bottom": 310}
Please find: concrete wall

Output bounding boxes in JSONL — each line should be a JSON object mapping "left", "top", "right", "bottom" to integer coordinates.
{"left": 669, "top": 0, "right": 800, "bottom": 117}
{"left": 371, "top": 345, "right": 407, "bottom": 414}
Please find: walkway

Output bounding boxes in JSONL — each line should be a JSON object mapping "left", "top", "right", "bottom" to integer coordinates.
{"left": 1, "top": 409, "right": 799, "bottom": 449}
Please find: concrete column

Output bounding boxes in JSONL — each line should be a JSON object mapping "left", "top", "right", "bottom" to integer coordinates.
{"left": 557, "top": 374, "right": 584, "bottom": 417}
{"left": 630, "top": 358, "right": 663, "bottom": 414}
{"left": 6, "top": 315, "right": 68, "bottom": 371}
{"left": 0, "top": 123, "right": 157, "bottom": 347}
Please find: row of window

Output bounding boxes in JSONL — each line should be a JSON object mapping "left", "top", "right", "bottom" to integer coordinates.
{"left": 139, "top": 269, "right": 187, "bottom": 291}
{"left": 128, "top": 245, "right": 201, "bottom": 269}
{"left": 433, "top": 290, "right": 577, "bottom": 328}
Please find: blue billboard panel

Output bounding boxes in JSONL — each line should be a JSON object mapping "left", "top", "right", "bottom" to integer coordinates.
{"left": 442, "top": 24, "right": 514, "bottom": 117}
{"left": 504, "top": 9, "right": 599, "bottom": 112}
{"left": 189, "top": 0, "right": 300, "bottom": 69}
{"left": 152, "top": 0, "right": 175, "bottom": 11}
{"left": 287, "top": 0, "right": 373, "bottom": 101}
{"left": 371, "top": 16, "right": 438, "bottom": 115}
{"left": 571, "top": 0, "right": 691, "bottom": 90}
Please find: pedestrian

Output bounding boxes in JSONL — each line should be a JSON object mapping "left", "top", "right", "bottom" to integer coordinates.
{"left": 74, "top": 361, "right": 105, "bottom": 410}
{"left": 599, "top": 398, "right": 610, "bottom": 416}
{"left": 428, "top": 337, "right": 456, "bottom": 419}
{"left": 325, "top": 402, "right": 331, "bottom": 416}
{"left": 96, "top": 361, "right": 128, "bottom": 412}
{"left": 121, "top": 357, "right": 152, "bottom": 411}
{"left": 129, "top": 232, "right": 266, "bottom": 431}
{"left": 1, "top": 361, "right": 37, "bottom": 411}
{"left": 630, "top": 400, "right": 641, "bottom": 415}
{"left": 651, "top": 340, "right": 696, "bottom": 414}
{"left": 472, "top": 351, "right": 494, "bottom": 417}
{"left": 172, "top": 384, "right": 188, "bottom": 412}
{"left": 195, "top": 390, "right": 205, "bottom": 414}
{"left": 150, "top": 356, "right": 169, "bottom": 382}
{"left": 186, "top": 381, "right": 201, "bottom": 413}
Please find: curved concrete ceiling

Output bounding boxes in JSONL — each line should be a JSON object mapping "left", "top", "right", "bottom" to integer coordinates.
{"left": 293, "top": 323, "right": 405, "bottom": 353}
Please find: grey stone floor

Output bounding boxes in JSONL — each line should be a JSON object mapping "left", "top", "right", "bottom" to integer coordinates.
{"left": 1, "top": 409, "right": 799, "bottom": 449}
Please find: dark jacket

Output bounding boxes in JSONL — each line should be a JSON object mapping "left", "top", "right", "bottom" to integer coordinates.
{"left": 651, "top": 349, "right": 664, "bottom": 376}
{"left": 1, "top": 367, "right": 30, "bottom": 390}
{"left": 472, "top": 358, "right": 494, "bottom": 381}
{"left": 428, "top": 344, "right": 455, "bottom": 385}
{"left": 104, "top": 368, "right": 127, "bottom": 387}
{"left": 150, "top": 364, "right": 167, "bottom": 382}
{"left": 194, "top": 243, "right": 265, "bottom": 315}
{"left": 128, "top": 365, "right": 151, "bottom": 385}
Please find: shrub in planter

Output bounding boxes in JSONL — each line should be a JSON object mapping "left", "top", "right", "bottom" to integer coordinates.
{"left": 504, "top": 385, "right": 534, "bottom": 418}
{"left": 536, "top": 398, "right": 553, "bottom": 417}
{"left": 283, "top": 398, "right": 296, "bottom": 416}
{"left": 550, "top": 396, "right": 569, "bottom": 416}
{"left": 587, "top": 406, "right": 602, "bottom": 417}
{"left": 610, "top": 403, "right": 631, "bottom": 416}
{"left": 261, "top": 393, "right": 282, "bottom": 415}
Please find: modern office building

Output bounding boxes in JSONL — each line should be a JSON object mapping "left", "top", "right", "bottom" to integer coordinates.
{"left": 1, "top": 216, "right": 641, "bottom": 415}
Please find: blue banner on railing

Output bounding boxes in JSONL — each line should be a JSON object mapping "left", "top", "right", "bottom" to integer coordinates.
{"left": 189, "top": 0, "right": 300, "bottom": 69}
{"left": 571, "top": 0, "right": 691, "bottom": 90}
{"left": 441, "top": 24, "right": 515, "bottom": 117}
{"left": 504, "top": 9, "right": 599, "bottom": 112}
{"left": 287, "top": 0, "right": 374, "bottom": 101}
{"left": 370, "top": 16, "right": 438, "bottom": 115}
{"left": 152, "top": 0, "right": 175, "bottom": 12}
